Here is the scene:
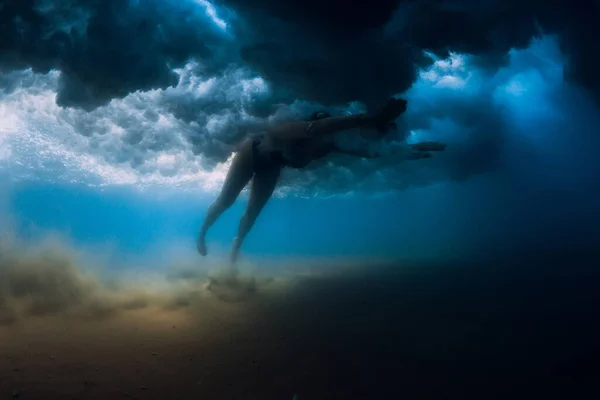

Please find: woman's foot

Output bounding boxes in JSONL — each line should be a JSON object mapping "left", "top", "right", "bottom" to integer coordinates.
{"left": 197, "top": 233, "right": 207, "bottom": 256}
{"left": 230, "top": 237, "right": 241, "bottom": 264}
{"left": 375, "top": 98, "right": 407, "bottom": 131}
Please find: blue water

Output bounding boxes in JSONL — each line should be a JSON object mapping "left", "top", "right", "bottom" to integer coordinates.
{"left": 7, "top": 181, "right": 466, "bottom": 260}
{"left": 5, "top": 168, "right": 599, "bottom": 269}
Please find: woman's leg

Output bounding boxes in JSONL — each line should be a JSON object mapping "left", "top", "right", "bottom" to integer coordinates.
{"left": 197, "top": 141, "right": 254, "bottom": 256}
{"left": 230, "top": 165, "right": 281, "bottom": 264}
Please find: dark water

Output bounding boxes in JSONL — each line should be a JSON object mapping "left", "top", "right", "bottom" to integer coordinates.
{"left": 197, "top": 250, "right": 599, "bottom": 399}
{"left": 1, "top": 248, "right": 598, "bottom": 399}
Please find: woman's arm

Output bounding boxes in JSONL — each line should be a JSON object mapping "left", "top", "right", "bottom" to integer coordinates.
{"left": 267, "top": 98, "right": 408, "bottom": 142}
{"left": 331, "top": 145, "right": 380, "bottom": 159}
{"left": 267, "top": 114, "right": 375, "bottom": 142}
{"left": 331, "top": 141, "right": 446, "bottom": 160}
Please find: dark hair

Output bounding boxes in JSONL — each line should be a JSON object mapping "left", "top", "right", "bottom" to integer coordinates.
{"left": 308, "top": 110, "right": 332, "bottom": 121}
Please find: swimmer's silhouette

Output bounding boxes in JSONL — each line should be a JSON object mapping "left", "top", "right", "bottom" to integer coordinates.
{"left": 197, "top": 98, "right": 446, "bottom": 264}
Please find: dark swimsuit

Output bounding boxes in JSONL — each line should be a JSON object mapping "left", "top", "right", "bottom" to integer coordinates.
{"left": 251, "top": 123, "right": 315, "bottom": 172}
{"left": 251, "top": 134, "right": 288, "bottom": 173}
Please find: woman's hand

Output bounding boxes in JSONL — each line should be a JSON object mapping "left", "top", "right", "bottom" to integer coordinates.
{"left": 409, "top": 141, "right": 446, "bottom": 152}
{"left": 403, "top": 141, "right": 446, "bottom": 160}
{"left": 407, "top": 151, "right": 432, "bottom": 160}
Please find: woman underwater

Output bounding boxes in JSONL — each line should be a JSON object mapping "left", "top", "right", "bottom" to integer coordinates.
{"left": 197, "top": 98, "right": 446, "bottom": 264}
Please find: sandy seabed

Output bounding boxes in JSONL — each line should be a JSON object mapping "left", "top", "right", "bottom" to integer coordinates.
{"left": 0, "top": 242, "right": 599, "bottom": 400}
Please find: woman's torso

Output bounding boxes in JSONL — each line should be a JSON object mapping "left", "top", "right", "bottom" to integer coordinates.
{"left": 279, "top": 133, "right": 338, "bottom": 168}
{"left": 252, "top": 126, "right": 330, "bottom": 168}
{"left": 280, "top": 138, "right": 316, "bottom": 168}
